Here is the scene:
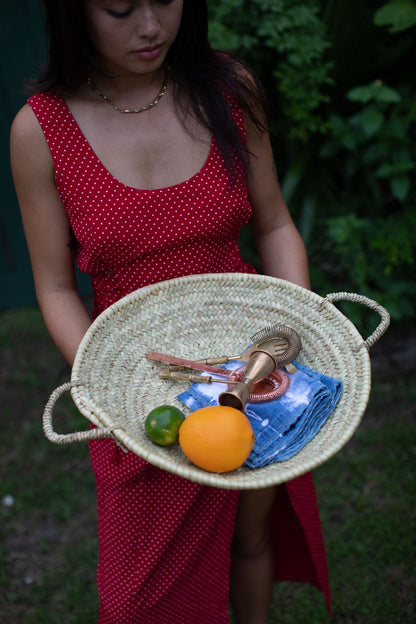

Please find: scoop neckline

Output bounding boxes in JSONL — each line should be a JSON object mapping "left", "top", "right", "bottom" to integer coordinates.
{"left": 56, "top": 93, "right": 215, "bottom": 192}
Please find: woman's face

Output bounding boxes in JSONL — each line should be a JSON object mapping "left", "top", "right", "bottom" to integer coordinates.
{"left": 84, "top": 0, "right": 184, "bottom": 76}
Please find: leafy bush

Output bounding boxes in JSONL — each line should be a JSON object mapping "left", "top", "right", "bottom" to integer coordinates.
{"left": 374, "top": 0, "right": 416, "bottom": 33}
{"left": 323, "top": 81, "right": 415, "bottom": 204}
{"left": 314, "top": 80, "right": 416, "bottom": 322}
{"left": 208, "top": 0, "right": 333, "bottom": 138}
{"left": 208, "top": 0, "right": 416, "bottom": 326}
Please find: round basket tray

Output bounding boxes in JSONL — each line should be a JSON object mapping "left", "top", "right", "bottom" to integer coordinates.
{"left": 43, "top": 273, "right": 390, "bottom": 489}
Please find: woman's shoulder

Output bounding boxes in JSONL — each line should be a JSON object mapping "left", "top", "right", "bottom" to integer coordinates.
{"left": 214, "top": 53, "right": 264, "bottom": 111}
{"left": 12, "top": 91, "right": 69, "bottom": 146}
{"left": 216, "top": 52, "right": 258, "bottom": 81}
{"left": 13, "top": 90, "right": 61, "bottom": 124}
{"left": 10, "top": 102, "right": 54, "bottom": 173}
{"left": 11, "top": 103, "right": 43, "bottom": 143}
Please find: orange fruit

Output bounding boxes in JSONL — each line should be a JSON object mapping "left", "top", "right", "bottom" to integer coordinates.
{"left": 145, "top": 405, "right": 185, "bottom": 446}
{"left": 178, "top": 405, "right": 255, "bottom": 473}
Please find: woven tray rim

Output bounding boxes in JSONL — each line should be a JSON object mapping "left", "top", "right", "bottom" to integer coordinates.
{"left": 44, "top": 273, "right": 389, "bottom": 489}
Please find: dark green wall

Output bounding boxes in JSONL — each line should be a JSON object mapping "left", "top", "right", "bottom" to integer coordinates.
{"left": 0, "top": 0, "right": 91, "bottom": 309}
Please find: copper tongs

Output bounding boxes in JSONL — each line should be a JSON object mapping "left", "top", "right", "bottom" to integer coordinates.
{"left": 147, "top": 324, "right": 301, "bottom": 397}
{"left": 146, "top": 352, "right": 239, "bottom": 385}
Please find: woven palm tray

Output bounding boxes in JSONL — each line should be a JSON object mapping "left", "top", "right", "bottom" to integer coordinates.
{"left": 43, "top": 273, "right": 390, "bottom": 489}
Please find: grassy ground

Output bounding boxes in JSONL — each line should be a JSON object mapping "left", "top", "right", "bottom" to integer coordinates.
{"left": 1, "top": 304, "right": 415, "bottom": 623}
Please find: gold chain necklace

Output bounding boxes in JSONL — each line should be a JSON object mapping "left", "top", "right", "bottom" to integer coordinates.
{"left": 87, "top": 75, "right": 168, "bottom": 114}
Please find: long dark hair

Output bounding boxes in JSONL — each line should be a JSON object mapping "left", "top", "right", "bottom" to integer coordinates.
{"left": 36, "top": 0, "right": 267, "bottom": 177}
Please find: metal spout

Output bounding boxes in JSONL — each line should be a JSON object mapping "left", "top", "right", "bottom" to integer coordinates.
{"left": 218, "top": 350, "right": 276, "bottom": 411}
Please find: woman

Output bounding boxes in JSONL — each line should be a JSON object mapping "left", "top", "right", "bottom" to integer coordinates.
{"left": 11, "top": 1, "right": 331, "bottom": 622}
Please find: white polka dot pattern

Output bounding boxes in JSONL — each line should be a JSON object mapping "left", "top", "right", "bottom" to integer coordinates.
{"left": 90, "top": 442, "right": 239, "bottom": 623}
{"left": 27, "top": 91, "right": 256, "bottom": 623}
{"left": 28, "top": 92, "right": 256, "bottom": 318}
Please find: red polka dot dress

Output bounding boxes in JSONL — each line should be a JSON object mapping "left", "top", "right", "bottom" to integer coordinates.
{"left": 28, "top": 92, "right": 331, "bottom": 623}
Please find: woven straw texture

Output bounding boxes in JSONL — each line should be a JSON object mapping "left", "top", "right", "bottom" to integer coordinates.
{"left": 43, "top": 273, "right": 390, "bottom": 489}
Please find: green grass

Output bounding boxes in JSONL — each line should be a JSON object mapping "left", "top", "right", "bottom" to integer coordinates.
{"left": 1, "top": 305, "right": 415, "bottom": 623}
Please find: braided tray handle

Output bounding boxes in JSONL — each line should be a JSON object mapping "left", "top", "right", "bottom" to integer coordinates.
{"left": 322, "top": 292, "right": 390, "bottom": 350}
{"left": 43, "top": 382, "right": 119, "bottom": 445}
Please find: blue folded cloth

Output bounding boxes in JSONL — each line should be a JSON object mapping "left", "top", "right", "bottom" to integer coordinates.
{"left": 177, "top": 361, "right": 343, "bottom": 468}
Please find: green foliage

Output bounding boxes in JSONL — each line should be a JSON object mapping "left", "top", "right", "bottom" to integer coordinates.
{"left": 208, "top": 1, "right": 416, "bottom": 325}
{"left": 318, "top": 208, "right": 416, "bottom": 325}
{"left": 208, "top": 0, "right": 333, "bottom": 138}
{"left": 320, "top": 81, "right": 415, "bottom": 313}
{"left": 321, "top": 81, "right": 416, "bottom": 204}
{"left": 300, "top": 80, "right": 416, "bottom": 324}
{"left": 374, "top": 0, "right": 416, "bottom": 33}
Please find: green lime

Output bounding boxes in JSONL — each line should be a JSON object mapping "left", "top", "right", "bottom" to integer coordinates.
{"left": 145, "top": 405, "right": 185, "bottom": 446}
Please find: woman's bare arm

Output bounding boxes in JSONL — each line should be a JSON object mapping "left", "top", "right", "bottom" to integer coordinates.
{"left": 246, "top": 124, "right": 310, "bottom": 290}
{"left": 10, "top": 104, "right": 92, "bottom": 365}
